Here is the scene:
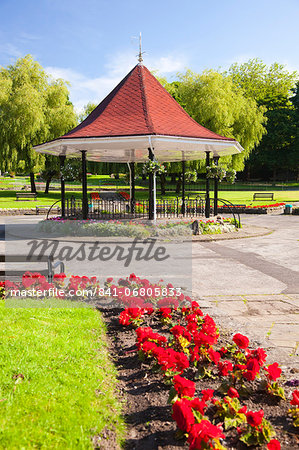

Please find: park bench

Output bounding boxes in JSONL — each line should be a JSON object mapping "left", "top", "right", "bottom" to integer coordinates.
{"left": 0, "top": 254, "right": 65, "bottom": 283}
{"left": 253, "top": 193, "right": 274, "bottom": 201}
{"left": 16, "top": 192, "right": 37, "bottom": 201}
{"left": 35, "top": 205, "right": 61, "bottom": 215}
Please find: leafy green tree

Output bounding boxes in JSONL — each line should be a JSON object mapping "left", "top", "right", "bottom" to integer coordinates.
{"left": 78, "top": 102, "right": 97, "bottom": 122}
{"left": 227, "top": 59, "right": 297, "bottom": 108}
{"left": 227, "top": 59, "right": 298, "bottom": 179}
{"left": 0, "top": 55, "right": 77, "bottom": 191}
{"left": 288, "top": 82, "right": 299, "bottom": 179}
{"left": 174, "top": 70, "right": 266, "bottom": 170}
{"left": 159, "top": 70, "right": 266, "bottom": 192}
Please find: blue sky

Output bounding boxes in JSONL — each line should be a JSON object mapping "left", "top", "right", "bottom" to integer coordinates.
{"left": 0, "top": 0, "right": 298, "bottom": 111}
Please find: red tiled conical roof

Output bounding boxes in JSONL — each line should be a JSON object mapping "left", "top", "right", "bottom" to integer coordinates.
{"left": 62, "top": 64, "right": 233, "bottom": 141}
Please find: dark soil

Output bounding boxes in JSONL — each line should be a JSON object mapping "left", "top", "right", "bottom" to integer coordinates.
{"left": 100, "top": 308, "right": 298, "bottom": 450}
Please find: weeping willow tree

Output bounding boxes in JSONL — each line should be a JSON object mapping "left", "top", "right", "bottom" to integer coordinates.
{"left": 158, "top": 69, "right": 267, "bottom": 192}
{"left": 0, "top": 55, "right": 77, "bottom": 191}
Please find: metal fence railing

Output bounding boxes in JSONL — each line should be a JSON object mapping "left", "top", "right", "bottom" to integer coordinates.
{"left": 65, "top": 197, "right": 205, "bottom": 220}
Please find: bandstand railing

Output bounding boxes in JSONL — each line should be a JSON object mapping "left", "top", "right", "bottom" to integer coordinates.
{"left": 63, "top": 197, "right": 205, "bottom": 220}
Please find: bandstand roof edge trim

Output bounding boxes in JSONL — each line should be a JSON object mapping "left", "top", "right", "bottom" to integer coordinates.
{"left": 34, "top": 134, "right": 243, "bottom": 162}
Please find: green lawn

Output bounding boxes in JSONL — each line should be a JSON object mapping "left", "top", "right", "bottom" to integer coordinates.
{"left": 131, "top": 189, "right": 299, "bottom": 205}
{"left": 0, "top": 174, "right": 146, "bottom": 190}
{"left": 204, "top": 190, "right": 299, "bottom": 205}
{"left": 0, "top": 190, "right": 83, "bottom": 209}
{"left": 0, "top": 302, "right": 124, "bottom": 448}
{"left": 1, "top": 188, "right": 298, "bottom": 210}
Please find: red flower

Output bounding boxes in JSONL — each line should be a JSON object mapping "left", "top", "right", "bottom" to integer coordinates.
{"left": 172, "top": 399, "right": 195, "bottom": 432}
{"left": 190, "top": 346, "right": 200, "bottom": 364}
{"left": 218, "top": 361, "right": 233, "bottom": 376}
{"left": 173, "top": 375, "right": 195, "bottom": 398}
{"left": 207, "top": 347, "right": 221, "bottom": 365}
{"left": 53, "top": 273, "right": 66, "bottom": 280}
{"left": 22, "top": 274, "right": 36, "bottom": 288}
{"left": 135, "top": 327, "right": 167, "bottom": 348}
{"left": 246, "top": 409, "right": 264, "bottom": 427}
{"left": 190, "top": 398, "right": 206, "bottom": 414}
{"left": 265, "top": 362, "right": 282, "bottom": 381}
{"left": 233, "top": 333, "right": 249, "bottom": 349}
{"left": 227, "top": 387, "right": 239, "bottom": 398}
{"left": 129, "top": 273, "right": 137, "bottom": 281}
{"left": 171, "top": 325, "right": 191, "bottom": 341}
{"left": 252, "top": 347, "right": 267, "bottom": 366}
{"left": 187, "top": 322, "right": 198, "bottom": 334}
{"left": 243, "top": 358, "right": 260, "bottom": 381}
{"left": 154, "top": 347, "right": 189, "bottom": 374}
{"left": 267, "top": 439, "right": 281, "bottom": 450}
{"left": 290, "top": 389, "right": 299, "bottom": 406}
{"left": 238, "top": 405, "right": 247, "bottom": 414}
{"left": 127, "top": 307, "right": 143, "bottom": 319}
{"left": 159, "top": 307, "right": 172, "bottom": 318}
{"left": 201, "top": 388, "right": 214, "bottom": 402}
{"left": 194, "top": 330, "right": 217, "bottom": 347}
{"left": 187, "top": 420, "right": 224, "bottom": 450}
{"left": 119, "top": 311, "right": 130, "bottom": 326}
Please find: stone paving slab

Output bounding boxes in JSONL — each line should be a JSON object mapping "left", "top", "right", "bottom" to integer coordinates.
{"left": 200, "top": 293, "right": 299, "bottom": 368}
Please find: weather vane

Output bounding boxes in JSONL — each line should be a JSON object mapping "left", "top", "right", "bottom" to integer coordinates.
{"left": 138, "top": 32, "right": 145, "bottom": 64}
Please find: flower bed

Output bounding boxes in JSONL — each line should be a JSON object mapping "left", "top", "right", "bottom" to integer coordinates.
{"left": 109, "top": 275, "right": 297, "bottom": 450}
{"left": 2, "top": 273, "right": 298, "bottom": 448}
{"left": 37, "top": 217, "right": 238, "bottom": 238}
{"left": 119, "top": 191, "right": 130, "bottom": 200}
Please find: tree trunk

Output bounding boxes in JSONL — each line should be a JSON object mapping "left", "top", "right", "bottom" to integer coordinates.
{"left": 30, "top": 172, "right": 36, "bottom": 193}
{"left": 44, "top": 178, "right": 51, "bottom": 194}
{"left": 44, "top": 171, "right": 55, "bottom": 194}
{"left": 175, "top": 177, "right": 182, "bottom": 195}
{"left": 246, "top": 164, "right": 251, "bottom": 181}
{"left": 170, "top": 173, "right": 176, "bottom": 183}
{"left": 160, "top": 173, "right": 166, "bottom": 196}
{"left": 272, "top": 167, "right": 277, "bottom": 182}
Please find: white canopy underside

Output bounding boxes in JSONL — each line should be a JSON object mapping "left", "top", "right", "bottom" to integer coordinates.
{"left": 34, "top": 135, "right": 243, "bottom": 162}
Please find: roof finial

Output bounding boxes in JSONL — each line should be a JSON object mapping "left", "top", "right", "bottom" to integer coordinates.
{"left": 138, "top": 32, "right": 144, "bottom": 64}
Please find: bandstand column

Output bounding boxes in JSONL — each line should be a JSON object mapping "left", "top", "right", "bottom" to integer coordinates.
{"left": 181, "top": 160, "right": 186, "bottom": 216}
{"left": 130, "top": 162, "right": 135, "bottom": 214}
{"left": 148, "top": 148, "right": 154, "bottom": 220}
{"left": 213, "top": 156, "right": 220, "bottom": 216}
{"left": 205, "top": 151, "right": 211, "bottom": 218}
{"left": 81, "top": 150, "right": 88, "bottom": 220}
{"left": 59, "top": 155, "right": 66, "bottom": 218}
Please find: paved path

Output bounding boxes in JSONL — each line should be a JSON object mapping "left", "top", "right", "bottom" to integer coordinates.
{"left": 192, "top": 215, "right": 299, "bottom": 368}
